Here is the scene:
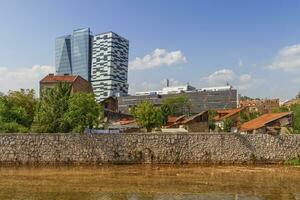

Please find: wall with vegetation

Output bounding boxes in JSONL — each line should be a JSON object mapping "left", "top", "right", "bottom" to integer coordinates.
{"left": 0, "top": 133, "right": 299, "bottom": 164}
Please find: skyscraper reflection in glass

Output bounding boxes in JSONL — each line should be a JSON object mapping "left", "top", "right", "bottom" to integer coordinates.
{"left": 55, "top": 35, "right": 72, "bottom": 75}
{"left": 55, "top": 28, "right": 92, "bottom": 81}
{"left": 71, "top": 28, "right": 92, "bottom": 81}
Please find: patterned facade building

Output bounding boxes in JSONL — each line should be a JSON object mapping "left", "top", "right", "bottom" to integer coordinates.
{"left": 91, "top": 32, "right": 129, "bottom": 102}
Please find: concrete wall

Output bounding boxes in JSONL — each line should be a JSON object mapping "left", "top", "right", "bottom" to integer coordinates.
{"left": 0, "top": 133, "right": 299, "bottom": 165}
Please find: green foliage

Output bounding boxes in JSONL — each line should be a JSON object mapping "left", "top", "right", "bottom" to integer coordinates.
{"left": 0, "top": 89, "right": 36, "bottom": 132}
{"left": 272, "top": 106, "right": 289, "bottom": 113}
{"left": 132, "top": 101, "right": 163, "bottom": 132}
{"left": 0, "top": 122, "right": 29, "bottom": 133}
{"left": 31, "top": 83, "right": 72, "bottom": 133}
{"left": 222, "top": 118, "right": 233, "bottom": 132}
{"left": 284, "top": 156, "right": 300, "bottom": 165}
{"left": 160, "top": 95, "right": 192, "bottom": 125}
{"left": 63, "top": 93, "right": 102, "bottom": 133}
{"left": 32, "top": 83, "right": 103, "bottom": 133}
{"left": 291, "top": 104, "right": 300, "bottom": 133}
{"left": 208, "top": 110, "right": 217, "bottom": 130}
{"left": 239, "top": 111, "right": 260, "bottom": 123}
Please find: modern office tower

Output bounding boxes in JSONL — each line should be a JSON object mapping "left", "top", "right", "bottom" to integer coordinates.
{"left": 91, "top": 32, "right": 129, "bottom": 102}
{"left": 71, "top": 28, "right": 92, "bottom": 81}
{"left": 55, "top": 35, "right": 72, "bottom": 75}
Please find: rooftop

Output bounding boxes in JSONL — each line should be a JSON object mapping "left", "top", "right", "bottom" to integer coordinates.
{"left": 40, "top": 74, "right": 79, "bottom": 83}
{"left": 214, "top": 107, "right": 245, "bottom": 121}
{"left": 239, "top": 112, "right": 292, "bottom": 132}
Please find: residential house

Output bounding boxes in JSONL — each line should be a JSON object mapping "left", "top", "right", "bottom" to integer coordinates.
{"left": 40, "top": 74, "right": 92, "bottom": 96}
{"left": 162, "top": 111, "right": 209, "bottom": 132}
{"left": 239, "top": 112, "right": 293, "bottom": 134}
{"left": 239, "top": 99, "right": 279, "bottom": 114}
{"left": 214, "top": 107, "right": 246, "bottom": 131}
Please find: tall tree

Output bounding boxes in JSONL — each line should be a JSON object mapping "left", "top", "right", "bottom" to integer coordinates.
{"left": 0, "top": 89, "right": 37, "bottom": 132}
{"left": 63, "top": 93, "right": 102, "bottom": 133}
{"left": 31, "top": 83, "right": 71, "bottom": 133}
{"left": 131, "top": 101, "right": 163, "bottom": 132}
{"left": 160, "top": 94, "right": 192, "bottom": 124}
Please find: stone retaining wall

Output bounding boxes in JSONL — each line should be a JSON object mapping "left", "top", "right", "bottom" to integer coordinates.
{"left": 0, "top": 133, "right": 299, "bottom": 164}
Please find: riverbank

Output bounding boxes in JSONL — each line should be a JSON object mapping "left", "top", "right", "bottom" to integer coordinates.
{"left": 0, "top": 133, "right": 300, "bottom": 165}
{"left": 0, "top": 165, "right": 299, "bottom": 199}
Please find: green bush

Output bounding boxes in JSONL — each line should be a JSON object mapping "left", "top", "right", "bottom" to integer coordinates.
{"left": 0, "top": 122, "right": 29, "bottom": 133}
{"left": 284, "top": 157, "right": 300, "bottom": 165}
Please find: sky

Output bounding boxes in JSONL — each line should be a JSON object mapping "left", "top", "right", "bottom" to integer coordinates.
{"left": 0, "top": 0, "right": 300, "bottom": 100}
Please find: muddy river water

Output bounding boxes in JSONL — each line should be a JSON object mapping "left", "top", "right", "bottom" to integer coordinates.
{"left": 0, "top": 165, "right": 299, "bottom": 200}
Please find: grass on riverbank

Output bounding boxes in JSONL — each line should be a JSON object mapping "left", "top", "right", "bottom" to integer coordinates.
{"left": 284, "top": 157, "right": 300, "bottom": 166}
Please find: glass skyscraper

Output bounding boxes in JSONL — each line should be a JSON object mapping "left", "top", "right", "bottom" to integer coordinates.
{"left": 55, "top": 35, "right": 72, "bottom": 75}
{"left": 71, "top": 28, "right": 92, "bottom": 81}
{"left": 55, "top": 28, "right": 92, "bottom": 81}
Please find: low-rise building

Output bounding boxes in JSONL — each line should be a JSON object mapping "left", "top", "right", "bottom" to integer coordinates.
{"left": 162, "top": 111, "right": 209, "bottom": 132}
{"left": 40, "top": 74, "right": 92, "bottom": 95}
{"left": 239, "top": 99, "right": 280, "bottom": 114}
{"left": 239, "top": 112, "right": 293, "bottom": 134}
{"left": 118, "top": 85, "right": 238, "bottom": 114}
{"left": 214, "top": 107, "right": 246, "bottom": 131}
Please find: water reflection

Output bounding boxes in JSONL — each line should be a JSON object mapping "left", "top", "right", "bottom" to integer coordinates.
{"left": 0, "top": 165, "right": 299, "bottom": 200}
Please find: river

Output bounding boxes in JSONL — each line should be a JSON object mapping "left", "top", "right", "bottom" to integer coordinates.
{"left": 0, "top": 165, "right": 299, "bottom": 200}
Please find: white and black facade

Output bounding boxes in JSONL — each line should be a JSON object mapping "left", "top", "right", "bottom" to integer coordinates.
{"left": 91, "top": 32, "right": 129, "bottom": 102}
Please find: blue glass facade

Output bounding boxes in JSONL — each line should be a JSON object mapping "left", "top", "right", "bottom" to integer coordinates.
{"left": 55, "top": 35, "right": 72, "bottom": 75}
{"left": 71, "top": 28, "right": 92, "bottom": 81}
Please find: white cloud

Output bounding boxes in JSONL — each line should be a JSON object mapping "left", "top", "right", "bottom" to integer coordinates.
{"left": 201, "top": 69, "right": 262, "bottom": 91}
{"left": 129, "top": 48, "right": 187, "bottom": 70}
{"left": 268, "top": 43, "right": 300, "bottom": 72}
{"left": 0, "top": 65, "right": 54, "bottom": 94}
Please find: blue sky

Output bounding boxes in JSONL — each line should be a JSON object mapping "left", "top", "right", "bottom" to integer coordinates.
{"left": 0, "top": 0, "right": 300, "bottom": 100}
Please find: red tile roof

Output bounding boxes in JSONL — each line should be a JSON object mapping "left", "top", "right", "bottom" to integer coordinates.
{"left": 239, "top": 112, "right": 292, "bottom": 132}
{"left": 214, "top": 107, "right": 245, "bottom": 121}
{"left": 167, "top": 115, "right": 186, "bottom": 124}
{"left": 40, "top": 74, "right": 78, "bottom": 83}
{"left": 181, "top": 111, "right": 208, "bottom": 124}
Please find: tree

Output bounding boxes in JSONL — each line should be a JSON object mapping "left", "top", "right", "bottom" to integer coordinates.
{"left": 208, "top": 110, "right": 217, "bottom": 131}
{"left": 0, "top": 89, "right": 37, "bottom": 132}
{"left": 291, "top": 104, "right": 300, "bottom": 133}
{"left": 272, "top": 106, "right": 289, "bottom": 113}
{"left": 131, "top": 101, "right": 163, "bottom": 132}
{"left": 160, "top": 94, "right": 192, "bottom": 124}
{"left": 239, "top": 111, "right": 260, "bottom": 124}
{"left": 63, "top": 93, "right": 102, "bottom": 133}
{"left": 222, "top": 118, "right": 233, "bottom": 132}
{"left": 31, "top": 83, "right": 72, "bottom": 133}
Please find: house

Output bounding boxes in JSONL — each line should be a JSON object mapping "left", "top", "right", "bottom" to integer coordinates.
{"left": 239, "top": 112, "right": 293, "bottom": 134}
{"left": 162, "top": 111, "right": 209, "bottom": 132}
{"left": 166, "top": 115, "right": 186, "bottom": 126}
{"left": 108, "top": 119, "right": 140, "bottom": 133}
{"left": 239, "top": 99, "right": 279, "bottom": 114}
{"left": 214, "top": 107, "right": 246, "bottom": 131}
{"left": 101, "top": 97, "right": 118, "bottom": 112}
{"left": 40, "top": 74, "right": 92, "bottom": 95}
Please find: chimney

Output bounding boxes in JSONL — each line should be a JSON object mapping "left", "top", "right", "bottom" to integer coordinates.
{"left": 49, "top": 73, "right": 54, "bottom": 76}
{"left": 166, "top": 79, "right": 169, "bottom": 87}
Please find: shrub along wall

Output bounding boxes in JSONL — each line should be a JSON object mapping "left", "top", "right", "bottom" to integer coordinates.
{"left": 0, "top": 133, "right": 299, "bottom": 165}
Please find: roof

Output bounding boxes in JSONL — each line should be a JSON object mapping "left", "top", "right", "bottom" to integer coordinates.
{"left": 167, "top": 115, "right": 186, "bottom": 124}
{"left": 182, "top": 111, "right": 208, "bottom": 124}
{"left": 40, "top": 74, "right": 79, "bottom": 83}
{"left": 239, "top": 112, "right": 292, "bottom": 132}
{"left": 214, "top": 107, "right": 245, "bottom": 121}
